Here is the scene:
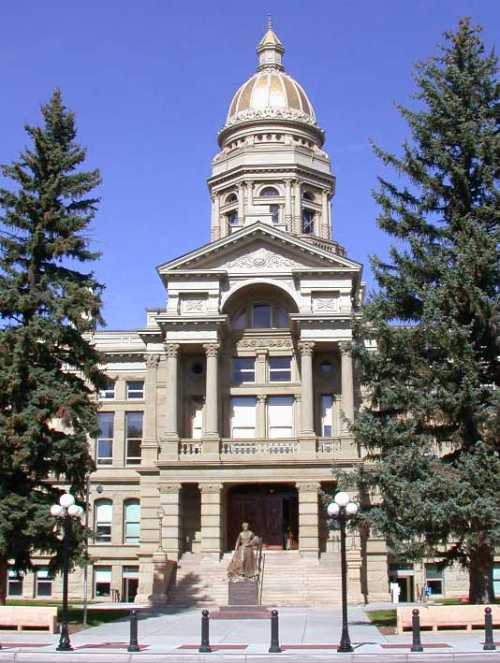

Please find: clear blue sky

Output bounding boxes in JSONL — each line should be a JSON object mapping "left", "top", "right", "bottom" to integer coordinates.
{"left": 1, "top": 1, "right": 497, "bottom": 329}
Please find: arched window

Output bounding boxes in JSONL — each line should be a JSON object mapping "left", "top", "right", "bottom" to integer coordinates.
{"left": 123, "top": 499, "right": 141, "bottom": 545}
{"left": 260, "top": 186, "right": 279, "bottom": 197}
{"left": 303, "top": 190, "right": 315, "bottom": 202}
{"left": 94, "top": 499, "right": 112, "bottom": 543}
{"left": 233, "top": 304, "right": 289, "bottom": 329}
{"left": 226, "top": 192, "right": 238, "bottom": 204}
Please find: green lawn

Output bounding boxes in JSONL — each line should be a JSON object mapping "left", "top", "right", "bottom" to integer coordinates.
{"left": 6, "top": 600, "right": 131, "bottom": 629}
{"left": 366, "top": 609, "right": 397, "bottom": 628}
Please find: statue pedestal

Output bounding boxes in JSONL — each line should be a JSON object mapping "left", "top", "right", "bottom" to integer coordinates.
{"left": 228, "top": 579, "right": 259, "bottom": 606}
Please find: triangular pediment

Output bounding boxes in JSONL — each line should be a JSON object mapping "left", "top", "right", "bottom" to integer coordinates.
{"left": 157, "top": 223, "right": 361, "bottom": 276}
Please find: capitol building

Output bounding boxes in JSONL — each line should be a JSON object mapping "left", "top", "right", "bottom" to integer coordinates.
{"left": 10, "top": 25, "right": 472, "bottom": 607}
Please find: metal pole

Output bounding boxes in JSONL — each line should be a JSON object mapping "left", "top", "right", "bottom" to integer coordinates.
{"left": 484, "top": 607, "right": 496, "bottom": 651}
{"left": 410, "top": 608, "right": 423, "bottom": 652}
{"left": 56, "top": 515, "right": 73, "bottom": 651}
{"left": 338, "top": 512, "right": 353, "bottom": 653}
{"left": 82, "top": 475, "right": 90, "bottom": 627}
{"left": 268, "top": 609, "right": 282, "bottom": 653}
{"left": 199, "top": 609, "right": 211, "bottom": 653}
{"left": 127, "top": 609, "right": 140, "bottom": 652}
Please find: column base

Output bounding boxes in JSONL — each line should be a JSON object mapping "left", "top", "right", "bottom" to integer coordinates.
{"left": 202, "top": 436, "right": 220, "bottom": 459}
{"left": 159, "top": 434, "right": 179, "bottom": 461}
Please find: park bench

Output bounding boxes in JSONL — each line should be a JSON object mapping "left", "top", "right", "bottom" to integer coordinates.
{"left": 0, "top": 606, "right": 58, "bottom": 633}
{"left": 397, "top": 604, "right": 500, "bottom": 633}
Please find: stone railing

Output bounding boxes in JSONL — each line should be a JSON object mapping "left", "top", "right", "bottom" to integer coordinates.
{"left": 175, "top": 436, "right": 360, "bottom": 462}
{"left": 221, "top": 438, "right": 298, "bottom": 457}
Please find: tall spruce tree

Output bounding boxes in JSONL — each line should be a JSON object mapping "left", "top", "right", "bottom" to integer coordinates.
{"left": 350, "top": 19, "right": 499, "bottom": 603}
{"left": 0, "top": 90, "right": 105, "bottom": 604}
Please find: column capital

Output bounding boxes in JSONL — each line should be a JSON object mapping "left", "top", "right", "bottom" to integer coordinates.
{"left": 298, "top": 341, "right": 315, "bottom": 356}
{"left": 164, "top": 343, "right": 180, "bottom": 358}
{"left": 145, "top": 353, "right": 161, "bottom": 369}
{"left": 203, "top": 343, "right": 220, "bottom": 357}
{"left": 296, "top": 481, "right": 321, "bottom": 493}
{"left": 338, "top": 341, "right": 352, "bottom": 356}
{"left": 199, "top": 482, "right": 223, "bottom": 493}
{"left": 257, "top": 394, "right": 267, "bottom": 404}
{"left": 159, "top": 482, "right": 182, "bottom": 494}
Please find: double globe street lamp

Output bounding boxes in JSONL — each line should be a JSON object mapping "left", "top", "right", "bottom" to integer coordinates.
{"left": 327, "top": 491, "right": 358, "bottom": 654}
{"left": 50, "top": 493, "right": 84, "bottom": 652}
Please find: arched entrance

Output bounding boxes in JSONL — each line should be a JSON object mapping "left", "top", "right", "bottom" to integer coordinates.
{"left": 226, "top": 484, "right": 298, "bottom": 551}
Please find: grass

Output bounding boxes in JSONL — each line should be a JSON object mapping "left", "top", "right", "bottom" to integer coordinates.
{"left": 6, "top": 599, "right": 131, "bottom": 630}
{"left": 366, "top": 609, "right": 397, "bottom": 628}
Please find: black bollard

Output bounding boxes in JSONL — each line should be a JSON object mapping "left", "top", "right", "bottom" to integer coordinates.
{"left": 127, "top": 609, "right": 140, "bottom": 653}
{"left": 268, "top": 609, "right": 282, "bottom": 653}
{"left": 484, "top": 607, "right": 496, "bottom": 651}
{"left": 199, "top": 609, "right": 212, "bottom": 653}
{"left": 410, "top": 608, "right": 424, "bottom": 653}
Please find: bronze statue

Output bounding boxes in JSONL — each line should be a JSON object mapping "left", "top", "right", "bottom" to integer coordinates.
{"left": 227, "top": 522, "right": 261, "bottom": 580}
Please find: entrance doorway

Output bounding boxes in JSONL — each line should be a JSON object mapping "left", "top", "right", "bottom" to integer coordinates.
{"left": 122, "top": 566, "right": 139, "bottom": 603}
{"left": 227, "top": 484, "right": 298, "bottom": 551}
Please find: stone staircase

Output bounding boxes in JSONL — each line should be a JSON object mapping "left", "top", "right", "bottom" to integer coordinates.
{"left": 168, "top": 550, "right": 342, "bottom": 608}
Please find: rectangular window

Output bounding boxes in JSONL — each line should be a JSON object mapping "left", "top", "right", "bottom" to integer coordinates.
{"left": 126, "top": 412, "right": 143, "bottom": 465}
{"left": 269, "top": 356, "right": 291, "bottom": 382}
{"left": 231, "top": 396, "right": 257, "bottom": 438}
{"left": 7, "top": 569, "right": 23, "bottom": 597}
{"left": 270, "top": 203, "right": 280, "bottom": 224}
{"left": 96, "top": 412, "right": 114, "bottom": 465}
{"left": 126, "top": 381, "right": 144, "bottom": 400}
{"left": 233, "top": 357, "right": 255, "bottom": 384}
{"left": 99, "top": 380, "right": 115, "bottom": 400}
{"left": 124, "top": 501, "right": 141, "bottom": 544}
{"left": 35, "top": 567, "right": 54, "bottom": 597}
{"left": 425, "top": 563, "right": 444, "bottom": 596}
{"left": 267, "top": 396, "right": 294, "bottom": 438}
{"left": 94, "top": 566, "right": 112, "bottom": 598}
{"left": 252, "top": 304, "right": 272, "bottom": 328}
{"left": 320, "top": 394, "right": 334, "bottom": 437}
{"left": 494, "top": 564, "right": 500, "bottom": 598}
{"left": 302, "top": 208, "right": 314, "bottom": 234}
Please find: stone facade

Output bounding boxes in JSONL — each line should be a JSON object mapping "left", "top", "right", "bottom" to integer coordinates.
{"left": 9, "top": 24, "right": 493, "bottom": 608}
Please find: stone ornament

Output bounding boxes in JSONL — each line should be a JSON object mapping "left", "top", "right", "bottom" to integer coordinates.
{"left": 203, "top": 343, "right": 220, "bottom": 357}
{"left": 298, "top": 341, "right": 315, "bottom": 355}
{"left": 164, "top": 343, "right": 180, "bottom": 358}
{"left": 159, "top": 483, "right": 182, "bottom": 494}
{"left": 236, "top": 337, "right": 293, "bottom": 350}
{"left": 145, "top": 354, "right": 161, "bottom": 369}
{"left": 225, "top": 247, "right": 302, "bottom": 272}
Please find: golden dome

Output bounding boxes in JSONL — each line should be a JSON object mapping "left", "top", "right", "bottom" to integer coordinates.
{"left": 224, "top": 24, "right": 317, "bottom": 129}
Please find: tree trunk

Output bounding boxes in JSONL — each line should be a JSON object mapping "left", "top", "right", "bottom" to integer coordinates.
{"left": 0, "top": 557, "right": 7, "bottom": 606}
{"left": 468, "top": 540, "right": 495, "bottom": 604}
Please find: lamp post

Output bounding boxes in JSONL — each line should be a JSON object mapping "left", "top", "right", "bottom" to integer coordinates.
{"left": 157, "top": 507, "right": 165, "bottom": 550}
{"left": 82, "top": 482, "right": 103, "bottom": 627}
{"left": 50, "top": 493, "right": 84, "bottom": 652}
{"left": 327, "top": 491, "right": 358, "bottom": 654}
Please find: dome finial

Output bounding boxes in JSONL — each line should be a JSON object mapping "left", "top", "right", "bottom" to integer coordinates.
{"left": 257, "top": 18, "right": 284, "bottom": 71}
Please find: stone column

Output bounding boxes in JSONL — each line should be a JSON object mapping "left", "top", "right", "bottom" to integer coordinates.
{"left": 321, "top": 190, "right": 330, "bottom": 239}
{"left": 200, "top": 483, "right": 223, "bottom": 558}
{"left": 203, "top": 343, "right": 219, "bottom": 438}
{"left": 142, "top": 354, "right": 160, "bottom": 465}
{"left": 160, "top": 343, "right": 180, "bottom": 460}
{"left": 238, "top": 183, "right": 244, "bottom": 223}
{"left": 339, "top": 342, "right": 354, "bottom": 432}
{"left": 298, "top": 341, "right": 315, "bottom": 436}
{"left": 284, "top": 179, "right": 292, "bottom": 230}
{"left": 211, "top": 194, "right": 220, "bottom": 241}
{"left": 296, "top": 481, "right": 320, "bottom": 558}
{"left": 256, "top": 394, "right": 267, "bottom": 438}
{"left": 159, "top": 482, "right": 182, "bottom": 561}
{"left": 293, "top": 180, "right": 301, "bottom": 234}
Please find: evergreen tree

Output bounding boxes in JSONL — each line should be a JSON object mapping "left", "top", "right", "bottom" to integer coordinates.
{"left": 0, "top": 90, "right": 105, "bottom": 604}
{"left": 350, "top": 19, "right": 499, "bottom": 603}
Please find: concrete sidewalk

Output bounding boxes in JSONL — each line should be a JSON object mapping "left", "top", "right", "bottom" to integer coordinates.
{"left": 0, "top": 606, "right": 499, "bottom": 661}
